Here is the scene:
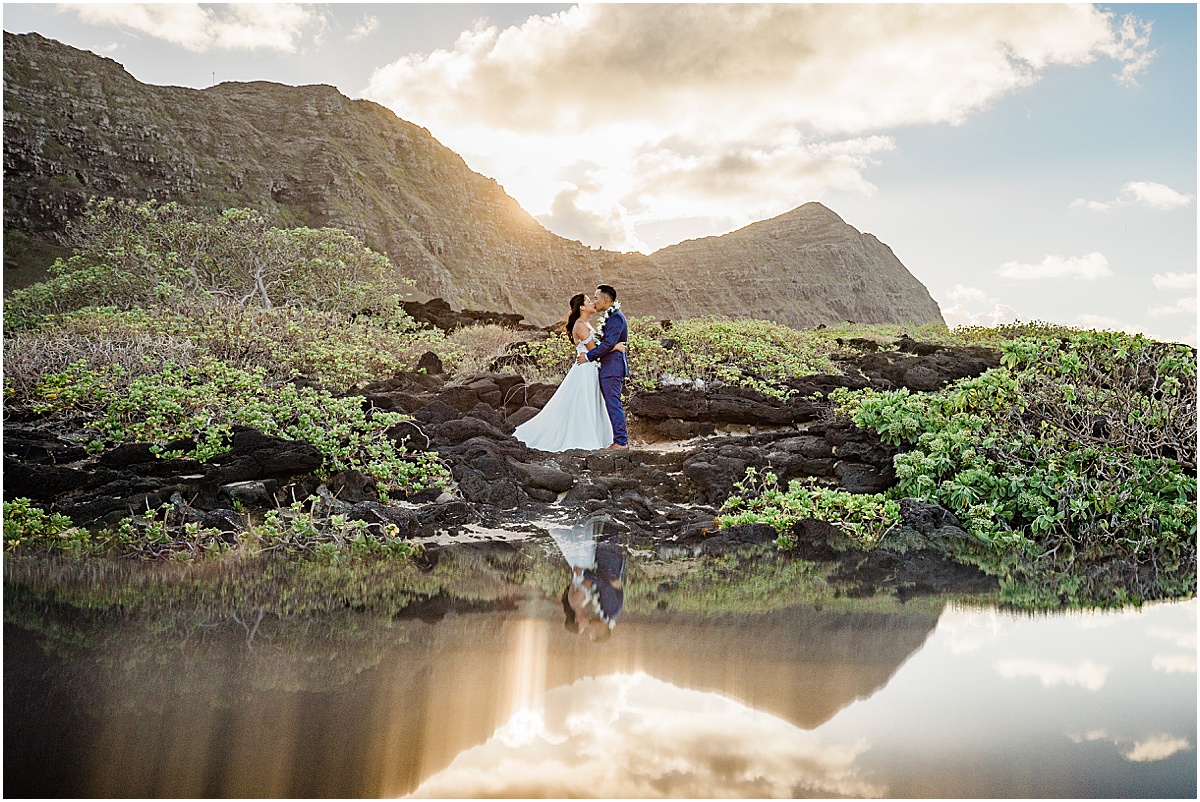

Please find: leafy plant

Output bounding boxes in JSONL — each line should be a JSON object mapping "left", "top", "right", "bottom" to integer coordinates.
{"left": 719, "top": 468, "right": 902, "bottom": 550}
{"left": 29, "top": 357, "right": 450, "bottom": 492}
{"left": 831, "top": 330, "right": 1197, "bottom": 602}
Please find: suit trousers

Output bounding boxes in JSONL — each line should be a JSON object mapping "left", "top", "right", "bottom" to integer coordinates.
{"left": 599, "top": 374, "right": 628, "bottom": 446}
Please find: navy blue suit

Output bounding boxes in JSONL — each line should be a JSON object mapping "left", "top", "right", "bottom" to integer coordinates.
{"left": 586, "top": 308, "right": 629, "bottom": 446}
{"left": 584, "top": 535, "right": 626, "bottom": 623}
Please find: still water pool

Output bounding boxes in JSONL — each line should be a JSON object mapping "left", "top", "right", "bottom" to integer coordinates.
{"left": 4, "top": 544, "right": 1196, "bottom": 798}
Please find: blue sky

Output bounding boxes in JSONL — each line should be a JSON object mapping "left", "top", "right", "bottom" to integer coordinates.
{"left": 3, "top": 3, "right": 1195, "bottom": 343}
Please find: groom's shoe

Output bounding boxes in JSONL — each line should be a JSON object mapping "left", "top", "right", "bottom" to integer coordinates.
{"left": 606, "top": 443, "right": 630, "bottom": 450}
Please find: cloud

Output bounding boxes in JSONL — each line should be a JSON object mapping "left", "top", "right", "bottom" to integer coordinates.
{"left": 347, "top": 14, "right": 379, "bottom": 42}
{"left": 1123, "top": 735, "right": 1192, "bottom": 763}
{"left": 1149, "top": 296, "right": 1197, "bottom": 317}
{"left": 1073, "top": 314, "right": 1150, "bottom": 336}
{"left": 943, "top": 303, "right": 1021, "bottom": 329}
{"left": 939, "top": 284, "right": 1020, "bottom": 328}
{"left": 536, "top": 185, "right": 635, "bottom": 251}
{"left": 1072, "top": 181, "right": 1194, "bottom": 211}
{"left": 60, "top": 3, "right": 322, "bottom": 53}
{"left": 364, "top": 4, "right": 1153, "bottom": 249}
{"left": 995, "top": 658, "right": 1110, "bottom": 691}
{"left": 997, "top": 252, "right": 1112, "bottom": 281}
{"left": 1153, "top": 272, "right": 1198, "bottom": 290}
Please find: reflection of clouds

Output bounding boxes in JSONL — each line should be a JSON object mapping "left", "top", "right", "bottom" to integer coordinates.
{"left": 1069, "top": 730, "right": 1193, "bottom": 763}
{"left": 1151, "top": 654, "right": 1197, "bottom": 674}
{"left": 1124, "top": 735, "right": 1193, "bottom": 763}
{"left": 995, "top": 659, "right": 1109, "bottom": 691}
{"left": 408, "top": 673, "right": 884, "bottom": 798}
{"left": 1149, "top": 626, "right": 1198, "bottom": 650}
{"left": 1068, "top": 729, "right": 1111, "bottom": 744}
{"left": 936, "top": 605, "right": 1020, "bottom": 654}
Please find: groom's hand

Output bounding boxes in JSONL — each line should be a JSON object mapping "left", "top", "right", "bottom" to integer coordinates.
{"left": 576, "top": 354, "right": 589, "bottom": 365}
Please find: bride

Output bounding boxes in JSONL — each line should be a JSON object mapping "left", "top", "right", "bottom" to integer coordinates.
{"left": 514, "top": 293, "right": 626, "bottom": 452}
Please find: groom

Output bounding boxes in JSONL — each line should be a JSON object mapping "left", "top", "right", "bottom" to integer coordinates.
{"left": 577, "top": 284, "right": 629, "bottom": 450}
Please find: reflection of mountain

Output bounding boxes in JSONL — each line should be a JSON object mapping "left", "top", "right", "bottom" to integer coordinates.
{"left": 410, "top": 673, "right": 889, "bottom": 798}
{"left": 6, "top": 599, "right": 940, "bottom": 797}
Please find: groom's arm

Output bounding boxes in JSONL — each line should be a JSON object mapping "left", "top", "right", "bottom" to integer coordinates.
{"left": 586, "top": 314, "right": 626, "bottom": 362}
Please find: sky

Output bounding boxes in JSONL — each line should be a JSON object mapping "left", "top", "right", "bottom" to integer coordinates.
{"left": 3, "top": 3, "right": 1196, "bottom": 344}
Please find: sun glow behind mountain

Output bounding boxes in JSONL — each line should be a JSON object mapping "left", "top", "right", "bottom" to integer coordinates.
{"left": 364, "top": 3, "right": 1153, "bottom": 254}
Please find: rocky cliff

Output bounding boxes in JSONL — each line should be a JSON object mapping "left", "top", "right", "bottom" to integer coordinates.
{"left": 3, "top": 31, "right": 944, "bottom": 328}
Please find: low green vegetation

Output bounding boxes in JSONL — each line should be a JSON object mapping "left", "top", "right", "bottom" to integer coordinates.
{"left": 719, "top": 329, "right": 1197, "bottom": 606}
{"left": 719, "top": 469, "right": 902, "bottom": 550}
{"left": 4, "top": 198, "right": 451, "bottom": 496}
{"left": 626, "top": 317, "right": 840, "bottom": 399}
{"left": 4, "top": 496, "right": 424, "bottom": 562}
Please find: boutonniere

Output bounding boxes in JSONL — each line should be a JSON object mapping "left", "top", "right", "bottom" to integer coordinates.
{"left": 594, "top": 301, "right": 621, "bottom": 339}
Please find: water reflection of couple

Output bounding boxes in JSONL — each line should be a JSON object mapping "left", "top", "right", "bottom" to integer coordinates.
{"left": 550, "top": 515, "right": 626, "bottom": 640}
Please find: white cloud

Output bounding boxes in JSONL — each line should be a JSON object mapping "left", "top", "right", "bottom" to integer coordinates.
{"left": 536, "top": 185, "right": 635, "bottom": 251}
{"left": 995, "top": 658, "right": 1110, "bottom": 691}
{"left": 946, "top": 285, "right": 990, "bottom": 305}
{"left": 347, "top": 14, "right": 379, "bottom": 42}
{"left": 1152, "top": 272, "right": 1198, "bottom": 290}
{"left": 60, "top": 3, "right": 322, "bottom": 53}
{"left": 939, "top": 284, "right": 1020, "bottom": 328}
{"left": 1149, "top": 297, "right": 1197, "bottom": 317}
{"left": 1072, "top": 181, "right": 1194, "bottom": 212}
{"left": 1073, "top": 314, "right": 1150, "bottom": 336}
{"left": 997, "top": 252, "right": 1112, "bottom": 281}
{"left": 364, "top": 4, "right": 1153, "bottom": 250}
{"left": 1151, "top": 654, "right": 1196, "bottom": 674}
{"left": 942, "top": 302, "right": 1021, "bottom": 329}
{"left": 1123, "top": 735, "right": 1192, "bottom": 763}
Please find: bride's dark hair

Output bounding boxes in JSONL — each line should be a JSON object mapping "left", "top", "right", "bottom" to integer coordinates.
{"left": 565, "top": 293, "right": 586, "bottom": 343}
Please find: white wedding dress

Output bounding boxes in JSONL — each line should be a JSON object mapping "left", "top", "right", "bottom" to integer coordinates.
{"left": 513, "top": 327, "right": 613, "bottom": 452}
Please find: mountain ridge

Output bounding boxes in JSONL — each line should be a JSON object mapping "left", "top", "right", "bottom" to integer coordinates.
{"left": 3, "top": 31, "right": 944, "bottom": 328}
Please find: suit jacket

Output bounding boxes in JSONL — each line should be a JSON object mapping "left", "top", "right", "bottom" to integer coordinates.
{"left": 586, "top": 308, "right": 629, "bottom": 378}
{"left": 584, "top": 540, "right": 626, "bottom": 623}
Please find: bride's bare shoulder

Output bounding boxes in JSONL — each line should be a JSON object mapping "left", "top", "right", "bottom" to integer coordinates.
{"left": 572, "top": 319, "right": 594, "bottom": 343}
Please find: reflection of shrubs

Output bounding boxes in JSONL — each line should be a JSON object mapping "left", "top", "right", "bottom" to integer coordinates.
{"left": 4, "top": 497, "right": 424, "bottom": 563}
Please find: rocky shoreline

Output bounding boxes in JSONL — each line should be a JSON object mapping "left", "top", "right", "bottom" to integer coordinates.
{"left": 4, "top": 333, "right": 1003, "bottom": 598}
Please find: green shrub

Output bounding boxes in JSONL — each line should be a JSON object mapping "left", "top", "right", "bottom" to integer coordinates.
{"left": 29, "top": 357, "right": 450, "bottom": 493}
{"left": 3, "top": 498, "right": 95, "bottom": 556}
{"left": 5, "top": 199, "right": 409, "bottom": 331}
{"left": 719, "top": 468, "right": 902, "bottom": 550}
{"left": 833, "top": 330, "right": 1196, "bottom": 601}
{"left": 631, "top": 317, "right": 840, "bottom": 399}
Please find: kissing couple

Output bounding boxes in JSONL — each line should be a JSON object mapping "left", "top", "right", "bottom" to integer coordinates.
{"left": 514, "top": 284, "right": 630, "bottom": 452}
